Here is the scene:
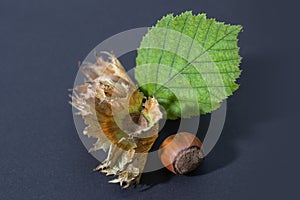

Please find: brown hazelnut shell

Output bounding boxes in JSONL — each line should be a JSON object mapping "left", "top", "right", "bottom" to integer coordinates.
{"left": 158, "top": 132, "right": 204, "bottom": 174}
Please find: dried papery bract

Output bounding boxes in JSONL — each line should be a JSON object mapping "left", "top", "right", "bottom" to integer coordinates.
{"left": 70, "top": 52, "right": 162, "bottom": 188}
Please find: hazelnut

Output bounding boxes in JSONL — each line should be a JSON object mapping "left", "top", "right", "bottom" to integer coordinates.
{"left": 158, "top": 132, "right": 204, "bottom": 174}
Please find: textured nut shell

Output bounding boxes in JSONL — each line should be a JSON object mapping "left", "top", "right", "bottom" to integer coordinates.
{"left": 158, "top": 132, "right": 203, "bottom": 174}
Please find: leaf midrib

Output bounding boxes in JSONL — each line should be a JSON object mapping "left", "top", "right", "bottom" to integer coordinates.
{"left": 152, "top": 26, "right": 238, "bottom": 96}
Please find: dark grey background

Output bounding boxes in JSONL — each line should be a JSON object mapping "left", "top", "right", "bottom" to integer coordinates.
{"left": 1, "top": 0, "right": 299, "bottom": 199}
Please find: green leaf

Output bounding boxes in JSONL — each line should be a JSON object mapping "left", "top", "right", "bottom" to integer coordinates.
{"left": 135, "top": 11, "right": 242, "bottom": 119}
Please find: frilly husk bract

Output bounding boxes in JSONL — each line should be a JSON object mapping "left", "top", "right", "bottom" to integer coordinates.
{"left": 70, "top": 52, "right": 162, "bottom": 188}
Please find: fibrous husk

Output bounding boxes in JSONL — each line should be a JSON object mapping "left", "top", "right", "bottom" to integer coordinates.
{"left": 70, "top": 52, "right": 162, "bottom": 188}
